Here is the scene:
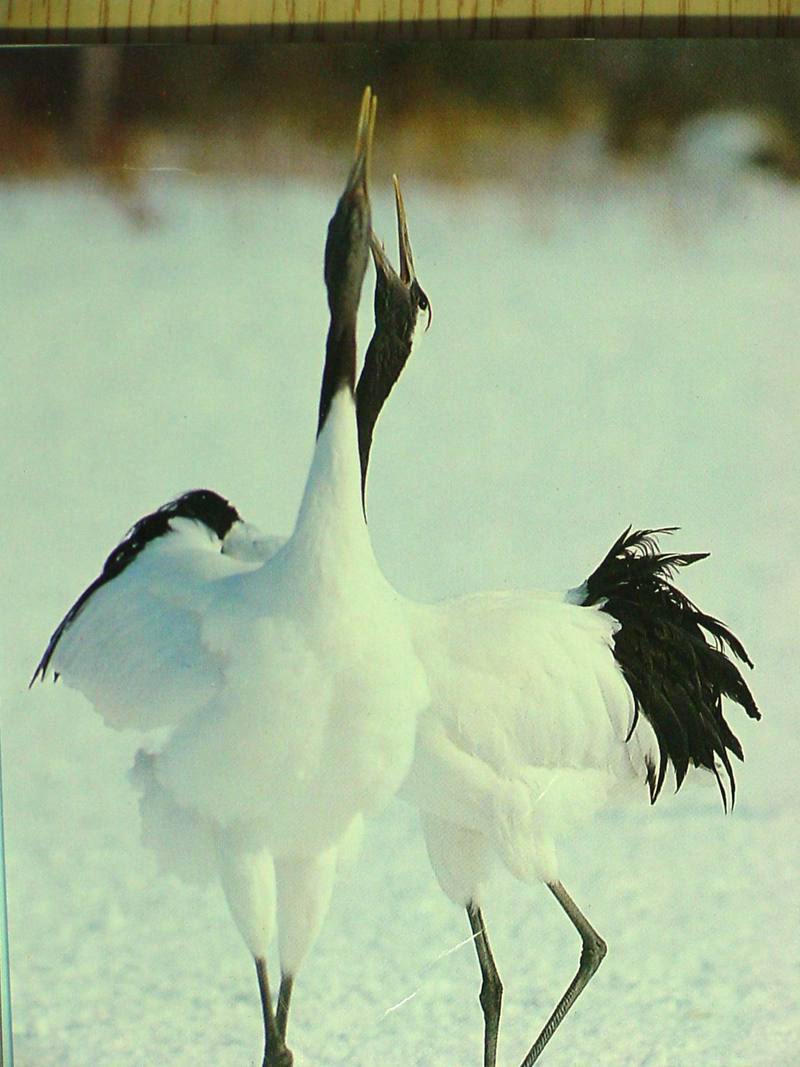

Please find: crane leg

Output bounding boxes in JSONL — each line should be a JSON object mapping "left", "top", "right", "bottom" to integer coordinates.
{"left": 518, "top": 881, "right": 606, "bottom": 1067}
{"left": 466, "top": 901, "right": 504, "bottom": 1067}
{"left": 276, "top": 973, "right": 294, "bottom": 1041}
{"left": 255, "top": 957, "right": 294, "bottom": 1067}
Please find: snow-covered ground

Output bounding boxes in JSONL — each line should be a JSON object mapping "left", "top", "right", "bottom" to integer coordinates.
{"left": 2, "top": 142, "right": 799, "bottom": 1067}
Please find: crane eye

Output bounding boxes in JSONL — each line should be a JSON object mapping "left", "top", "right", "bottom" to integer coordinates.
{"left": 418, "top": 289, "right": 433, "bottom": 330}
{"left": 412, "top": 280, "right": 429, "bottom": 310}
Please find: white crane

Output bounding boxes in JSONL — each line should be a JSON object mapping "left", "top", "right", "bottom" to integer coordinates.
{"left": 316, "top": 149, "right": 758, "bottom": 1067}
{"left": 337, "top": 142, "right": 761, "bottom": 1067}
{"left": 397, "top": 526, "right": 758, "bottom": 1066}
{"left": 31, "top": 88, "right": 431, "bottom": 1067}
{"left": 340, "top": 129, "right": 761, "bottom": 1067}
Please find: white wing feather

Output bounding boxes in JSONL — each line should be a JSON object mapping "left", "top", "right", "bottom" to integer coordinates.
{"left": 42, "top": 515, "right": 285, "bottom": 731}
{"left": 402, "top": 590, "right": 660, "bottom": 886}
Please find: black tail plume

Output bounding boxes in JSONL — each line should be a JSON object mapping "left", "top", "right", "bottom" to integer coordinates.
{"left": 582, "top": 528, "right": 759, "bottom": 810}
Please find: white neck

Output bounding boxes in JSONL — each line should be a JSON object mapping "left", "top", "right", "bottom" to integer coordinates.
{"left": 289, "top": 387, "right": 372, "bottom": 574}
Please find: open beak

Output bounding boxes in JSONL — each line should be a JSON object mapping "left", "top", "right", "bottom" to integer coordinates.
{"left": 346, "top": 86, "right": 377, "bottom": 200}
{"left": 393, "top": 175, "right": 414, "bottom": 285}
{"left": 393, "top": 174, "right": 432, "bottom": 331}
{"left": 369, "top": 175, "right": 432, "bottom": 331}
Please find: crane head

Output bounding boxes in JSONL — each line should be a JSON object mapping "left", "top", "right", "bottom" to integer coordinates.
{"left": 356, "top": 174, "right": 431, "bottom": 512}
{"left": 369, "top": 175, "right": 431, "bottom": 342}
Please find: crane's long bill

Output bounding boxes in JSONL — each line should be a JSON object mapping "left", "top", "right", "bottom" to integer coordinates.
{"left": 392, "top": 174, "right": 414, "bottom": 285}
{"left": 318, "top": 87, "right": 377, "bottom": 436}
{"left": 348, "top": 87, "right": 377, "bottom": 199}
{"left": 368, "top": 176, "right": 416, "bottom": 283}
{"left": 393, "top": 174, "right": 432, "bottom": 331}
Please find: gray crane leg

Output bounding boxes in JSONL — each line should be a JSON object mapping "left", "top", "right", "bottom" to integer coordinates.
{"left": 518, "top": 881, "right": 607, "bottom": 1067}
{"left": 467, "top": 901, "right": 504, "bottom": 1067}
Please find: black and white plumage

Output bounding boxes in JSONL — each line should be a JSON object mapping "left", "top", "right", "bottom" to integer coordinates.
{"left": 31, "top": 174, "right": 430, "bottom": 735}
{"left": 33, "top": 489, "right": 242, "bottom": 688}
{"left": 581, "top": 526, "right": 758, "bottom": 809}
{"left": 32, "top": 489, "right": 259, "bottom": 731}
{"left": 31, "top": 90, "right": 760, "bottom": 1067}
{"left": 358, "top": 175, "right": 430, "bottom": 507}
{"left": 32, "top": 89, "right": 432, "bottom": 1067}
{"left": 399, "top": 538, "right": 758, "bottom": 1067}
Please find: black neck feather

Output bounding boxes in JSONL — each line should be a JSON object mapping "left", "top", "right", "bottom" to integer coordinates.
{"left": 356, "top": 328, "right": 409, "bottom": 505}
{"left": 317, "top": 320, "right": 356, "bottom": 436}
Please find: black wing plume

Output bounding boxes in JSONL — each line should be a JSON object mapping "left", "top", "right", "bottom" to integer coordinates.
{"left": 30, "top": 489, "right": 240, "bottom": 687}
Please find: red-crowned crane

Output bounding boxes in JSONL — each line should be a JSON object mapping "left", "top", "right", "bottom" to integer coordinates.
{"left": 31, "top": 89, "right": 431, "bottom": 1067}
{"left": 336, "top": 133, "right": 760, "bottom": 1067}
{"left": 398, "top": 526, "right": 758, "bottom": 1066}
{"left": 344, "top": 122, "right": 760, "bottom": 1067}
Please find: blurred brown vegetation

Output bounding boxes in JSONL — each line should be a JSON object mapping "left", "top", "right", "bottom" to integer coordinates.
{"left": 1, "top": 42, "right": 799, "bottom": 181}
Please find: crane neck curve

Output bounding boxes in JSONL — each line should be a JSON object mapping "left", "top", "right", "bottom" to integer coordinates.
{"left": 292, "top": 389, "right": 371, "bottom": 575}
{"left": 356, "top": 334, "right": 400, "bottom": 507}
{"left": 356, "top": 307, "right": 416, "bottom": 510}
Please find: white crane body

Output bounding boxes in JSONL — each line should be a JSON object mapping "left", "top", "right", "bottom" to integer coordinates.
{"left": 36, "top": 389, "right": 427, "bottom": 940}
{"left": 148, "top": 392, "right": 426, "bottom": 854}
{"left": 401, "top": 589, "right": 660, "bottom": 889}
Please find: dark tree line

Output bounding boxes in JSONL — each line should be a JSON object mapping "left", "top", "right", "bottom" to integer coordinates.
{"left": 1, "top": 42, "right": 798, "bottom": 174}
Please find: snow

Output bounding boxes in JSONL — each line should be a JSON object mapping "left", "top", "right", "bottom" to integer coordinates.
{"left": 2, "top": 149, "right": 799, "bottom": 1067}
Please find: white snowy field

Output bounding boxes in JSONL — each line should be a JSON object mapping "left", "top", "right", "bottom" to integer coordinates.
{"left": 2, "top": 143, "right": 799, "bottom": 1067}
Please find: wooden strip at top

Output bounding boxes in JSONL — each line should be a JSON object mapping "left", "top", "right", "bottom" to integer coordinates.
{"left": 0, "top": 0, "right": 797, "bottom": 39}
